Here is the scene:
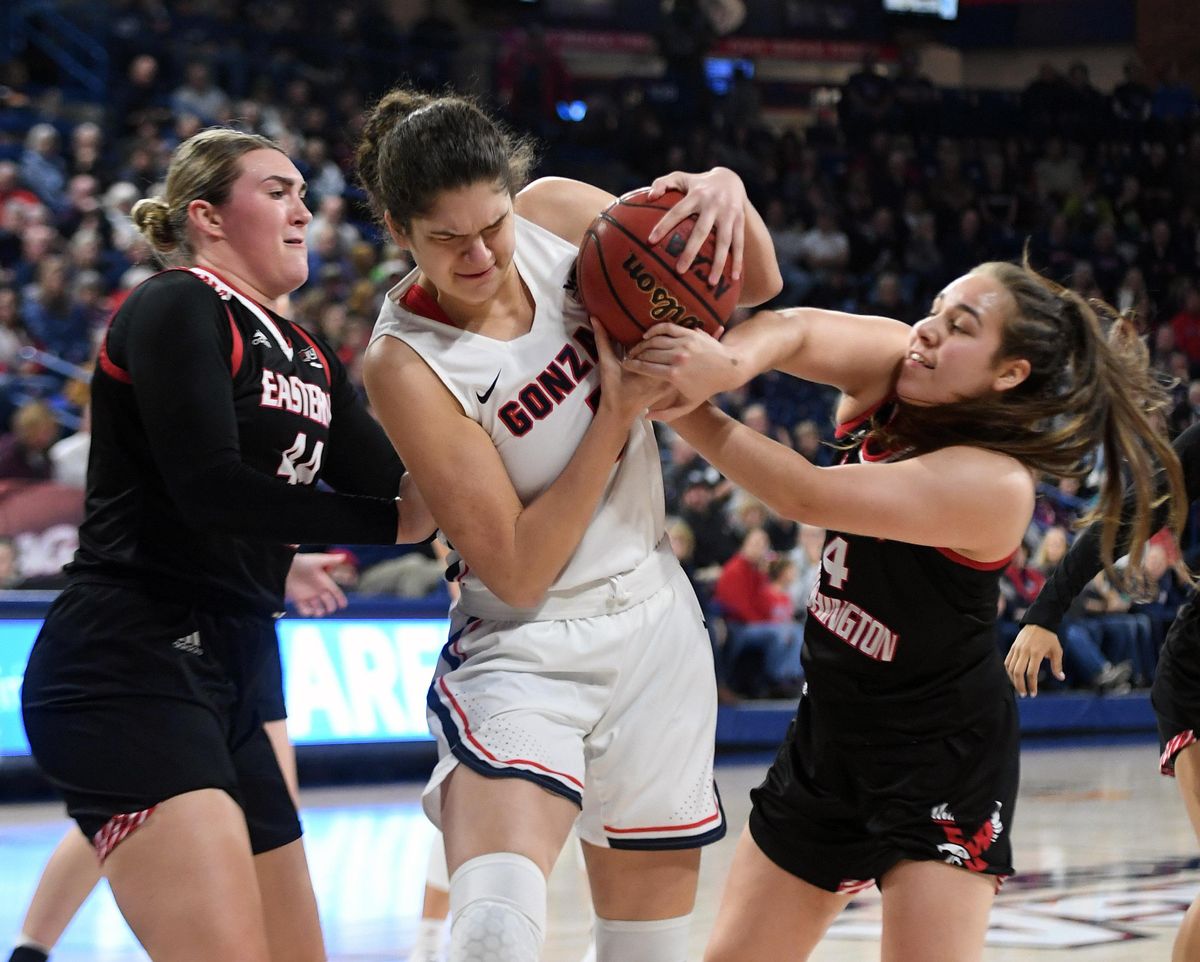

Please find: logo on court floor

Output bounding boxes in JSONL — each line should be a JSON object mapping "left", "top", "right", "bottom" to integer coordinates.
{"left": 829, "top": 856, "right": 1200, "bottom": 949}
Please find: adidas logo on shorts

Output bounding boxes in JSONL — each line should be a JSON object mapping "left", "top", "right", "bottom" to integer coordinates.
{"left": 172, "top": 631, "right": 203, "bottom": 655}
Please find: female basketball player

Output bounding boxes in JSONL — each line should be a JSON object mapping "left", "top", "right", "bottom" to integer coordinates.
{"left": 20, "top": 128, "right": 434, "bottom": 962}
{"left": 1006, "top": 420, "right": 1200, "bottom": 962}
{"left": 7, "top": 552, "right": 343, "bottom": 962}
{"left": 621, "top": 194, "right": 1185, "bottom": 960}
{"left": 356, "top": 85, "right": 781, "bottom": 962}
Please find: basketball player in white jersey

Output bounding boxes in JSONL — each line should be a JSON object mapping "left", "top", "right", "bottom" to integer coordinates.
{"left": 355, "top": 86, "right": 781, "bottom": 962}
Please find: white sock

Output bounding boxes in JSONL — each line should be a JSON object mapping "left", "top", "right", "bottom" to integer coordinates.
{"left": 409, "top": 917, "right": 447, "bottom": 962}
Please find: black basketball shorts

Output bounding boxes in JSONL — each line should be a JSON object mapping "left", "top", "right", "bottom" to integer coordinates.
{"left": 748, "top": 692, "right": 1019, "bottom": 894}
{"left": 1152, "top": 603, "right": 1200, "bottom": 775}
{"left": 22, "top": 582, "right": 298, "bottom": 854}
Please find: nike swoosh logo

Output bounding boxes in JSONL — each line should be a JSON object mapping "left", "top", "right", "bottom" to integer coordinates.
{"left": 476, "top": 371, "right": 501, "bottom": 404}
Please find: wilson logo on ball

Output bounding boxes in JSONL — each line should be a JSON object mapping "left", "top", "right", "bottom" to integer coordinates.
{"left": 620, "top": 253, "right": 703, "bottom": 328}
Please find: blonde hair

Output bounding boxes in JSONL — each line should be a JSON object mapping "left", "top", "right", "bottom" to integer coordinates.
{"left": 131, "top": 127, "right": 281, "bottom": 265}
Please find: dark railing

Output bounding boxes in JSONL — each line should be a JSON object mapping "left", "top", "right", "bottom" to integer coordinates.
{"left": 5, "top": 1, "right": 107, "bottom": 99}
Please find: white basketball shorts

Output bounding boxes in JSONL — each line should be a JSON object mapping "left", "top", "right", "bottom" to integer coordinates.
{"left": 424, "top": 561, "right": 724, "bottom": 850}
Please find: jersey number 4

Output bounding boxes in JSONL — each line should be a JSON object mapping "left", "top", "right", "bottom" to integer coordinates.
{"left": 822, "top": 536, "right": 851, "bottom": 589}
{"left": 277, "top": 432, "right": 324, "bottom": 485}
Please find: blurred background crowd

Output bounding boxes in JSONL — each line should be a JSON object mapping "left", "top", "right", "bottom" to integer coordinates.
{"left": 1, "top": 0, "right": 1198, "bottom": 700}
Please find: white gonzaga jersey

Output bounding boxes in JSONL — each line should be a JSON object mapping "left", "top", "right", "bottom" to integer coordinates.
{"left": 371, "top": 215, "right": 665, "bottom": 613}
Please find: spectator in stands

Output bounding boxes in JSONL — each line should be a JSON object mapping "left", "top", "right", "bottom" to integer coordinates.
{"left": 1151, "top": 61, "right": 1198, "bottom": 130}
{"left": 1116, "top": 265, "right": 1154, "bottom": 330}
{"left": 1060, "top": 61, "right": 1106, "bottom": 145}
{"left": 891, "top": 49, "right": 939, "bottom": 133}
{"left": 713, "top": 527, "right": 802, "bottom": 697}
{"left": 942, "top": 207, "right": 991, "bottom": 282}
{"left": 109, "top": 54, "right": 172, "bottom": 143}
{"left": 1112, "top": 57, "right": 1154, "bottom": 134}
{"left": 1140, "top": 218, "right": 1188, "bottom": 317}
{"left": 297, "top": 138, "right": 346, "bottom": 208}
{"left": 1033, "top": 136, "right": 1082, "bottom": 206}
{"left": 0, "top": 400, "right": 59, "bottom": 480}
{"left": 1087, "top": 224, "right": 1127, "bottom": 303}
{"left": 1022, "top": 62, "right": 1067, "bottom": 137}
{"left": 797, "top": 206, "right": 849, "bottom": 280}
{"left": 678, "top": 467, "right": 739, "bottom": 579}
{"left": 792, "top": 418, "right": 834, "bottom": 468}
{"left": 1078, "top": 569, "right": 1156, "bottom": 688}
{"left": 1170, "top": 282, "right": 1200, "bottom": 376}
{"left": 20, "top": 125, "right": 68, "bottom": 215}
{"left": 839, "top": 49, "right": 895, "bottom": 145}
{"left": 863, "top": 270, "right": 914, "bottom": 325}
{"left": 1030, "top": 212, "right": 1076, "bottom": 285}
{"left": 21, "top": 255, "right": 91, "bottom": 366}
{"left": 170, "top": 61, "right": 230, "bottom": 127}
{"left": 1132, "top": 541, "right": 1193, "bottom": 652}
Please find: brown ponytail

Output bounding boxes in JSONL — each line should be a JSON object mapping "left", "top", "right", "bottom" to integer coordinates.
{"left": 874, "top": 258, "right": 1187, "bottom": 579}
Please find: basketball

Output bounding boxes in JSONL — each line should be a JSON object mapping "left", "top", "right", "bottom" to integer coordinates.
{"left": 575, "top": 187, "right": 743, "bottom": 349}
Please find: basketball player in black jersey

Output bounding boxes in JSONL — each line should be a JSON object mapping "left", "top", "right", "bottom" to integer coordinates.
{"left": 7, "top": 552, "right": 344, "bottom": 962}
{"left": 1007, "top": 422, "right": 1200, "bottom": 962}
{"left": 625, "top": 200, "right": 1184, "bottom": 960}
{"left": 20, "top": 128, "right": 433, "bottom": 962}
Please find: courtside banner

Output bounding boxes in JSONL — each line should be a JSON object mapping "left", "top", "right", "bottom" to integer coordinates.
{"left": 0, "top": 616, "right": 446, "bottom": 756}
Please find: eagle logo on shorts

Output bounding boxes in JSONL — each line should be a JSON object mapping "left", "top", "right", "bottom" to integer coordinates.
{"left": 932, "top": 801, "right": 1004, "bottom": 871}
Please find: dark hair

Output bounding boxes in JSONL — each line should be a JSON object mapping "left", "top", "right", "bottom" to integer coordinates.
{"left": 874, "top": 258, "right": 1187, "bottom": 580}
{"left": 355, "top": 86, "right": 536, "bottom": 233}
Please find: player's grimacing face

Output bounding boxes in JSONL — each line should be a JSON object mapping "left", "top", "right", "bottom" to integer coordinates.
{"left": 216, "top": 148, "right": 312, "bottom": 297}
{"left": 402, "top": 181, "right": 516, "bottom": 302}
{"left": 896, "top": 272, "right": 1028, "bottom": 407}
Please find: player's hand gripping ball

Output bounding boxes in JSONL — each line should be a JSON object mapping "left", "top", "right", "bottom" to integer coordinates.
{"left": 575, "top": 187, "right": 743, "bottom": 349}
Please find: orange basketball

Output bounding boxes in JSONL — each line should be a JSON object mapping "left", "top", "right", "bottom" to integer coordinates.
{"left": 575, "top": 187, "right": 743, "bottom": 349}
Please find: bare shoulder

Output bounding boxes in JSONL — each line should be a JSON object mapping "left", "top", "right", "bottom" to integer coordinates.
{"left": 514, "top": 176, "right": 617, "bottom": 246}
{"left": 363, "top": 335, "right": 456, "bottom": 413}
{"left": 926, "top": 445, "right": 1036, "bottom": 510}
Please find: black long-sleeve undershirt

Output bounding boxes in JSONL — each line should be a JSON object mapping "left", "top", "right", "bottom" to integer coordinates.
{"left": 1022, "top": 423, "right": 1200, "bottom": 632}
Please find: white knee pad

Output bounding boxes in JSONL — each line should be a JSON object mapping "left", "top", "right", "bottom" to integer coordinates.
{"left": 593, "top": 913, "right": 692, "bottom": 962}
{"left": 448, "top": 853, "right": 547, "bottom": 962}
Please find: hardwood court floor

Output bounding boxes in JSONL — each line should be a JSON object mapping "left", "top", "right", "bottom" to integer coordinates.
{"left": 0, "top": 737, "right": 1195, "bottom": 960}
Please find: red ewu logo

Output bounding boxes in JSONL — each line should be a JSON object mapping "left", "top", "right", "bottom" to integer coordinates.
{"left": 932, "top": 801, "right": 1004, "bottom": 872}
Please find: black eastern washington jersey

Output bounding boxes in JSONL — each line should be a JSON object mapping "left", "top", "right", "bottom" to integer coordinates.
{"left": 70, "top": 268, "right": 401, "bottom": 615}
{"left": 801, "top": 403, "right": 1013, "bottom": 744}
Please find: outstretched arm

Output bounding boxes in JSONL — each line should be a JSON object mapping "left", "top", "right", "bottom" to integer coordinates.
{"left": 671, "top": 401, "right": 1033, "bottom": 561}
{"left": 625, "top": 307, "right": 911, "bottom": 421}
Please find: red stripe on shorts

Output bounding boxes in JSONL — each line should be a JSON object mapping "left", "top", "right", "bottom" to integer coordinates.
{"left": 437, "top": 676, "right": 585, "bottom": 789}
{"left": 1161, "top": 729, "right": 1197, "bottom": 776}
{"left": 603, "top": 792, "right": 722, "bottom": 834}
{"left": 93, "top": 806, "right": 157, "bottom": 862}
